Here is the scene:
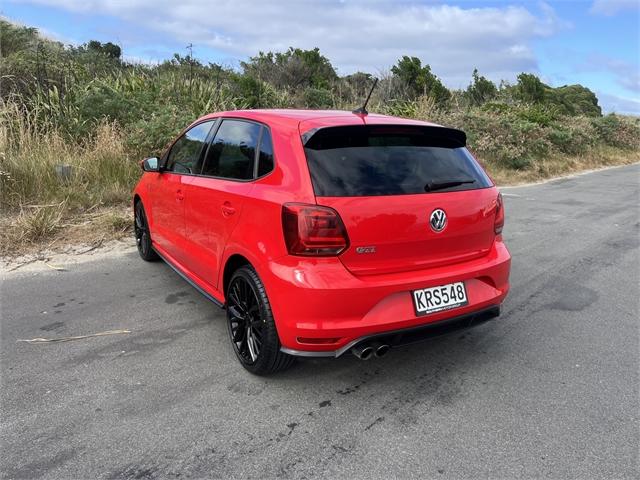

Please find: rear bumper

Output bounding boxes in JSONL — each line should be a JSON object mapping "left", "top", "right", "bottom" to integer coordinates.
{"left": 262, "top": 239, "right": 511, "bottom": 355}
{"left": 281, "top": 305, "right": 501, "bottom": 357}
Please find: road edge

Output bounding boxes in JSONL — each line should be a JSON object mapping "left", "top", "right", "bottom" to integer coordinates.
{"left": 499, "top": 162, "right": 639, "bottom": 190}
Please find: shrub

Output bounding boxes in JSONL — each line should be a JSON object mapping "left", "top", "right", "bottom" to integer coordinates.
{"left": 465, "top": 69, "right": 497, "bottom": 107}
{"left": 517, "top": 104, "right": 558, "bottom": 127}
{"left": 15, "top": 204, "right": 64, "bottom": 242}
{"left": 302, "top": 87, "right": 333, "bottom": 109}
{"left": 591, "top": 114, "right": 640, "bottom": 149}
{"left": 125, "top": 104, "right": 195, "bottom": 157}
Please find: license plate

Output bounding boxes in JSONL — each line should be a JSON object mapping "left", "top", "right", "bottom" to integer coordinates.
{"left": 412, "top": 281, "right": 468, "bottom": 316}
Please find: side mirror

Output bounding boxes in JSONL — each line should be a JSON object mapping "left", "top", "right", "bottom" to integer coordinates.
{"left": 140, "top": 157, "right": 159, "bottom": 172}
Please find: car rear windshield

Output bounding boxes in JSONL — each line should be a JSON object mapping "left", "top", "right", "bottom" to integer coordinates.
{"left": 303, "top": 125, "right": 492, "bottom": 197}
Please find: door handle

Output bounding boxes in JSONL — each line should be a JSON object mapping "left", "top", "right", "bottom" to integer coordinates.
{"left": 221, "top": 202, "right": 236, "bottom": 217}
{"left": 176, "top": 189, "right": 184, "bottom": 201}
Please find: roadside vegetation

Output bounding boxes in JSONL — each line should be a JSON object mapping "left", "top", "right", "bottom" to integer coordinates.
{"left": 1, "top": 20, "right": 638, "bottom": 255}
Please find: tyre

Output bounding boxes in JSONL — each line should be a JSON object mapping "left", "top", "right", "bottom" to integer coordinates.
{"left": 226, "top": 265, "right": 295, "bottom": 375}
{"left": 134, "top": 201, "right": 159, "bottom": 261}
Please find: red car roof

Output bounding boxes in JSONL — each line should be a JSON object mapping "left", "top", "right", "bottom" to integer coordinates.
{"left": 196, "top": 109, "right": 443, "bottom": 134}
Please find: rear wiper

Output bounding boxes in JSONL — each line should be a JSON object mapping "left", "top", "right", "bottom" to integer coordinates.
{"left": 424, "top": 179, "right": 476, "bottom": 192}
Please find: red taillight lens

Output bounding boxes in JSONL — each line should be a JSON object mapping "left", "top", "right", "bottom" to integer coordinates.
{"left": 494, "top": 193, "right": 505, "bottom": 235}
{"left": 282, "top": 203, "right": 349, "bottom": 256}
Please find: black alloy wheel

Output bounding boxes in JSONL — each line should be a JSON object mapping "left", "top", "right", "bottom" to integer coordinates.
{"left": 226, "top": 266, "right": 294, "bottom": 374}
{"left": 134, "top": 201, "right": 159, "bottom": 261}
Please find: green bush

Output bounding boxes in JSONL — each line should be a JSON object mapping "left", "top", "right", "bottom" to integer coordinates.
{"left": 481, "top": 102, "right": 511, "bottom": 114}
{"left": 591, "top": 114, "right": 640, "bottom": 149}
{"left": 125, "top": 105, "right": 195, "bottom": 156}
{"left": 516, "top": 104, "right": 558, "bottom": 127}
{"left": 302, "top": 87, "right": 333, "bottom": 109}
{"left": 501, "top": 154, "right": 533, "bottom": 170}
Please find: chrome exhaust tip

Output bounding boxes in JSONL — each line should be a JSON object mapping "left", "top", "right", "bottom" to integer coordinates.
{"left": 352, "top": 344, "right": 374, "bottom": 360}
{"left": 374, "top": 343, "right": 390, "bottom": 358}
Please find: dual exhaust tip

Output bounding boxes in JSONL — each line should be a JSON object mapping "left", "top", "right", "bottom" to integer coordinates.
{"left": 351, "top": 342, "right": 390, "bottom": 360}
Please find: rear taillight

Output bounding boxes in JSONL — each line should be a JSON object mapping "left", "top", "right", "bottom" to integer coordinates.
{"left": 282, "top": 203, "right": 349, "bottom": 256}
{"left": 494, "top": 193, "right": 505, "bottom": 235}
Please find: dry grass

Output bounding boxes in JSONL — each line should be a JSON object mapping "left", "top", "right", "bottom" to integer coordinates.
{"left": 0, "top": 103, "right": 140, "bottom": 210}
{"left": 1, "top": 205, "right": 132, "bottom": 257}
{"left": 13, "top": 203, "right": 65, "bottom": 242}
{"left": 486, "top": 147, "right": 639, "bottom": 185}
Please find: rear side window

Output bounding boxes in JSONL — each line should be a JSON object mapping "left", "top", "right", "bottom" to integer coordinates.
{"left": 202, "top": 120, "right": 260, "bottom": 180}
{"left": 303, "top": 125, "right": 492, "bottom": 197}
{"left": 257, "top": 129, "right": 275, "bottom": 177}
{"left": 166, "top": 121, "right": 214, "bottom": 174}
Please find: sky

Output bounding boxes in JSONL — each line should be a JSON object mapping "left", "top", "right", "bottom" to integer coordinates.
{"left": 3, "top": 0, "right": 639, "bottom": 114}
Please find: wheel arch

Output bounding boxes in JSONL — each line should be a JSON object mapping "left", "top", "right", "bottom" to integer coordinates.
{"left": 133, "top": 189, "right": 155, "bottom": 229}
{"left": 222, "top": 253, "right": 252, "bottom": 297}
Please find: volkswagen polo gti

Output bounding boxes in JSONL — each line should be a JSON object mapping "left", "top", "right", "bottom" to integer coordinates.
{"left": 133, "top": 109, "right": 511, "bottom": 374}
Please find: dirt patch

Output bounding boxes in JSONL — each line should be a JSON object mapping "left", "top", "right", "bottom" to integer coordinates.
{"left": 1, "top": 205, "right": 133, "bottom": 258}
{"left": 0, "top": 238, "right": 136, "bottom": 275}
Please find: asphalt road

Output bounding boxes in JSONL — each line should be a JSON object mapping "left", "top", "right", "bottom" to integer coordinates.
{"left": 2, "top": 164, "right": 639, "bottom": 479}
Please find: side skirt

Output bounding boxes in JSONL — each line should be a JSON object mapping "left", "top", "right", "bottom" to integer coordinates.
{"left": 153, "top": 246, "right": 224, "bottom": 309}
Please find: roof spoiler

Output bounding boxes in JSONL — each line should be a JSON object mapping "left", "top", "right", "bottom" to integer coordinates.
{"left": 302, "top": 125, "right": 467, "bottom": 148}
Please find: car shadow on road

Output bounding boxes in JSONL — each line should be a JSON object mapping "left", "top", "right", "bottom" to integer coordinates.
{"left": 270, "top": 320, "right": 511, "bottom": 408}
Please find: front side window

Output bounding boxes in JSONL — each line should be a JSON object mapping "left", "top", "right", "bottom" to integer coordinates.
{"left": 202, "top": 120, "right": 260, "bottom": 180}
{"left": 165, "top": 121, "right": 214, "bottom": 174}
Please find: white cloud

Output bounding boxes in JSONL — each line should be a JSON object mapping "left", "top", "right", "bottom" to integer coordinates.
{"left": 580, "top": 54, "right": 640, "bottom": 94}
{"left": 17, "top": 0, "right": 566, "bottom": 87}
{"left": 597, "top": 92, "right": 640, "bottom": 115}
{"left": 590, "top": 0, "right": 639, "bottom": 16}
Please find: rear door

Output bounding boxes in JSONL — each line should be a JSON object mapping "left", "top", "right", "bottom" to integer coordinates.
{"left": 183, "top": 119, "right": 265, "bottom": 288}
{"left": 149, "top": 120, "right": 214, "bottom": 263}
{"left": 301, "top": 124, "right": 498, "bottom": 276}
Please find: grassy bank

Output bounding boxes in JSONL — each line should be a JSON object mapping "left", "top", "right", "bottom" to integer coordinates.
{"left": 1, "top": 102, "right": 637, "bottom": 257}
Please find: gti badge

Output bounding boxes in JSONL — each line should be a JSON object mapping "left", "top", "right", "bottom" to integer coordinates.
{"left": 430, "top": 209, "right": 447, "bottom": 232}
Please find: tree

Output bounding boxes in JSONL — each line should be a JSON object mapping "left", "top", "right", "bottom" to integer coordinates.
{"left": 241, "top": 47, "right": 337, "bottom": 90}
{"left": 390, "top": 56, "right": 450, "bottom": 106}
{"left": 391, "top": 56, "right": 424, "bottom": 92}
{"left": 549, "top": 84, "right": 601, "bottom": 117}
{"left": 86, "top": 40, "right": 121, "bottom": 60}
{"left": 102, "top": 42, "right": 122, "bottom": 60}
{"left": 342, "top": 71, "right": 374, "bottom": 99}
{"left": 515, "top": 73, "right": 546, "bottom": 103}
{"left": 465, "top": 68, "right": 497, "bottom": 106}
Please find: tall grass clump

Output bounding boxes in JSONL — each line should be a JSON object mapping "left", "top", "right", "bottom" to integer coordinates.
{"left": 0, "top": 101, "right": 140, "bottom": 211}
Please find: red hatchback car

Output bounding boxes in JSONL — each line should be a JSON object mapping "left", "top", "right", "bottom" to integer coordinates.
{"left": 133, "top": 109, "right": 511, "bottom": 374}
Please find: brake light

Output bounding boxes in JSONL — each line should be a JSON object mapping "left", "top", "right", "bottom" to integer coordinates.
{"left": 282, "top": 203, "right": 349, "bottom": 256}
{"left": 494, "top": 193, "right": 505, "bottom": 235}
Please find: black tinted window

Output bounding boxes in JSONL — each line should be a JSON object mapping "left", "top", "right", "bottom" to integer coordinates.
{"left": 258, "top": 129, "right": 275, "bottom": 177}
{"left": 303, "top": 125, "right": 492, "bottom": 197}
{"left": 166, "top": 121, "right": 213, "bottom": 174}
{"left": 202, "top": 120, "right": 260, "bottom": 179}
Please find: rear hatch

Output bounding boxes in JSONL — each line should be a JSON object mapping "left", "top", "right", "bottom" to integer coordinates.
{"left": 302, "top": 124, "right": 499, "bottom": 276}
